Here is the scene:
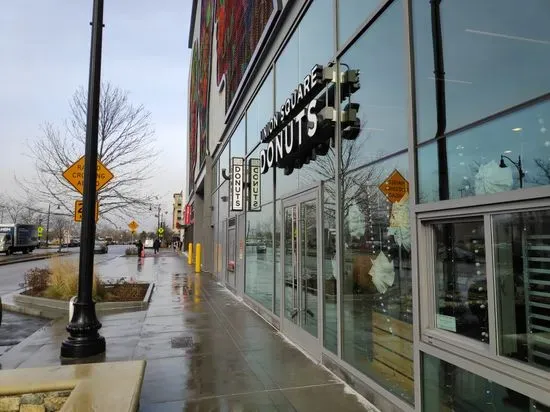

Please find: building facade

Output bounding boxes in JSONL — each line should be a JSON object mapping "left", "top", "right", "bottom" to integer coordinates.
{"left": 186, "top": 1, "right": 550, "bottom": 410}
{"left": 172, "top": 192, "right": 183, "bottom": 242}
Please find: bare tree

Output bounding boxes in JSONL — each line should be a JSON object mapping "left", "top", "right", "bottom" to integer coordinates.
{"left": 21, "top": 82, "right": 159, "bottom": 224}
{"left": 51, "top": 215, "right": 71, "bottom": 248}
{"left": 0, "top": 195, "right": 36, "bottom": 224}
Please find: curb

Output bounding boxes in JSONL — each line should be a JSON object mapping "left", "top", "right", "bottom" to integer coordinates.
{"left": 0, "top": 252, "right": 69, "bottom": 267}
{"left": 1, "top": 300, "right": 48, "bottom": 318}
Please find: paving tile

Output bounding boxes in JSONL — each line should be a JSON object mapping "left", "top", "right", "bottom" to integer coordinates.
{"left": 281, "top": 383, "right": 369, "bottom": 411}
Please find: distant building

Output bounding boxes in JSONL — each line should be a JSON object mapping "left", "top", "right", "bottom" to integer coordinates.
{"left": 172, "top": 192, "right": 183, "bottom": 241}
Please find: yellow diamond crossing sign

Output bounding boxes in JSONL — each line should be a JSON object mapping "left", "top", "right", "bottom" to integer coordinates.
{"left": 128, "top": 220, "right": 139, "bottom": 232}
{"left": 63, "top": 156, "right": 114, "bottom": 195}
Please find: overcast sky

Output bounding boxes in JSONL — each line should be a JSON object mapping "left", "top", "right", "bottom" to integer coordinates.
{"left": 0, "top": 1, "right": 191, "bottom": 231}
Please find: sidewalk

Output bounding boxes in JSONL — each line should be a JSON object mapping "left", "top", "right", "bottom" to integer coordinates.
{"left": 0, "top": 253, "right": 374, "bottom": 411}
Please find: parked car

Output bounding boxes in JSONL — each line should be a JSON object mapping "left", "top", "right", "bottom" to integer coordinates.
{"left": 68, "top": 238, "right": 80, "bottom": 247}
{"left": 144, "top": 239, "right": 154, "bottom": 249}
{"left": 94, "top": 241, "right": 108, "bottom": 254}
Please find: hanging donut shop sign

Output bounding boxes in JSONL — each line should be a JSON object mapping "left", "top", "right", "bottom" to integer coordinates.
{"left": 259, "top": 63, "right": 361, "bottom": 176}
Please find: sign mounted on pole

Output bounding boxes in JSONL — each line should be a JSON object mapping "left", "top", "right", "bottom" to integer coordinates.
{"left": 74, "top": 200, "right": 99, "bottom": 222}
{"left": 128, "top": 220, "right": 139, "bottom": 233}
{"left": 63, "top": 156, "right": 114, "bottom": 195}
{"left": 378, "top": 169, "right": 409, "bottom": 203}
{"left": 158, "top": 227, "right": 165, "bottom": 237}
{"left": 248, "top": 158, "right": 261, "bottom": 211}
{"left": 37, "top": 226, "right": 44, "bottom": 238}
{"left": 230, "top": 157, "right": 244, "bottom": 212}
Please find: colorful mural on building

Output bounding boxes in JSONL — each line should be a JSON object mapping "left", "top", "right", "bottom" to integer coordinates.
{"left": 189, "top": 0, "right": 215, "bottom": 184}
{"left": 216, "top": 0, "right": 278, "bottom": 111}
{"left": 189, "top": 0, "right": 281, "bottom": 186}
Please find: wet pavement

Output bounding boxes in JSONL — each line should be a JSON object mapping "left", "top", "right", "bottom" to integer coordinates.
{"left": 0, "top": 311, "right": 49, "bottom": 356}
{"left": 0, "top": 252, "right": 374, "bottom": 411}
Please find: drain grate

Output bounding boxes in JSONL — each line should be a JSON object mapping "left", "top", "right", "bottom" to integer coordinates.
{"left": 171, "top": 336, "right": 194, "bottom": 348}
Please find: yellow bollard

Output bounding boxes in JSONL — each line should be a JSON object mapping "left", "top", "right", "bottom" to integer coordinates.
{"left": 188, "top": 243, "right": 193, "bottom": 265}
{"left": 195, "top": 243, "right": 201, "bottom": 273}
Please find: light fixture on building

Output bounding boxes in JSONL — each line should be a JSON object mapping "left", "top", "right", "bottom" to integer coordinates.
{"left": 512, "top": 127, "right": 523, "bottom": 132}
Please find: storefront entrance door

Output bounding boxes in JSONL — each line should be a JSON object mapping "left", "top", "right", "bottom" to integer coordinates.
{"left": 281, "top": 189, "right": 321, "bottom": 359}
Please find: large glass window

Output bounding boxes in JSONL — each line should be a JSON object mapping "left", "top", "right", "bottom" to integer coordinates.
{"left": 414, "top": 0, "right": 550, "bottom": 142}
{"left": 342, "top": 152, "right": 413, "bottom": 403}
{"left": 418, "top": 99, "right": 550, "bottom": 202}
{"left": 494, "top": 209, "right": 550, "bottom": 373}
{"left": 323, "top": 179, "right": 338, "bottom": 354}
{"left": 434, "top": 220, "right": 489, "bottom": 343}
{"left": 423, "top": 353, "right": 550, "bottom": 411}
{"left": 340, "top": 0, "right": 407, "bottom": 172}
{"left": 230, "top": 117, "right": 246, "bottom": 159}
{"left": 338, "top": 0, "right": 382, "bottom": 47}
{"left": 247, "top": 72, "right": 274, "bottom": 154}
{"left": 245, "top": 202, "right": 274, "bottom": 310}
{"left": 247, "top": 146, "right": 274, "bottom": 205}
{"left": 219, "top": 143, "right": 229, "bottom": 185}
{"left": 275, "top": 0, "right": 333, "bottom": 111}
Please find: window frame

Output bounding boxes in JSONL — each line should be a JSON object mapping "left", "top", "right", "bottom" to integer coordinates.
{"left": 417, "top": 198, "right": 550, "bottom": 401}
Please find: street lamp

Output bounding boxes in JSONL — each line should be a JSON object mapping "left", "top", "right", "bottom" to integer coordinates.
{"left": 499, "top": 154, "right": 525, "bottom": 189}
{"left": 61, "top": 0, "right": 105, "bottom": 359}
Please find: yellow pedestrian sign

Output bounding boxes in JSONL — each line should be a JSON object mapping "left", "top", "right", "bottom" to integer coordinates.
{"left": 74, "top": 200, "right": 99, "bottom": 222}
{"left": 63, "top": 156, "right": 114, "bottom": 195}
{"left": 37, "top": 226, "right": 44, "bottom": 238}
{"left": 128, "top": 220, "right": 139, "bottom": 233}
{"left": 158, "top": 227, "right": 164, "bottom": 236}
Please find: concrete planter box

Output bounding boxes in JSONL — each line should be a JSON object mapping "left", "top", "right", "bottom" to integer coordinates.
{"left": 12, "top": 283, "right": 154, "bottom": 319}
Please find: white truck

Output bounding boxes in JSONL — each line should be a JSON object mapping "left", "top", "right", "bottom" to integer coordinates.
{"left": 0, "top": 224, "right": 39, "bottom": 255}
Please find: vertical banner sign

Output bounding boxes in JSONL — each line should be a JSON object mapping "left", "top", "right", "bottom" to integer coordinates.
{"left": 248, "top": 158, "right": 261, "bottom": 211}
{"left": 184, "top": 204, "right": 192, "bottom": 225}
{"left": 230, "top": 157, "right": 244, "bottom": 211}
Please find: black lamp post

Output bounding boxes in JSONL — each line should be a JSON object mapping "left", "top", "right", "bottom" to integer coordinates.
{"left": 61, "top": 0, "right": 105, "bottom": 358}
{"left": 499, "top": 154, "right": 525, "bottom": 189}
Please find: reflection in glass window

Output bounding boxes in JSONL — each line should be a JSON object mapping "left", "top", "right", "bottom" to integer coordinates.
{"left": 231, "top": 118, "right": 246, "bottom": 158}
{"left": 494, "top": 209, "right": 550, "bottom": 373}
{"left": 414, "top": 0, "right": 550, "bottom": 142}
{"left": 342, "top": 153, "right": 413, "bottom": 403}
{"left": 247, "top": 146, "right": 274, "bottom": 205}
{"left": 245, "top": 202, "right": 274, "bottom": 310}
{"left": 434, "top": 220, "right": 489, "bottom": 344}
{"left": 247, "top": 72, "right": 274, "bottom": 154}
{"left": 340, "top": 0, "right": 407, "bottom": 171}
{"left": 274, "top": 201, "right": 281, "bottom": 315}
{"left": 323, "top": 179, "right": 338, "bottom": 354}
{"left": 338, "top": 0, "right": 382, "bottom": 47}
{"left": 275, "top": 0, "right": 333, "bottom": 110}
{"left": 423, "top": 353, "right": 550, "bottom": 412}
{"left": 219, "top": 181, "right": 229, "bottom": 222}
{"left": 227, "top": 222, "right": 236, "bottom": 288}
{"left": 418, "top": 99, "right": 550, "bottom": 202}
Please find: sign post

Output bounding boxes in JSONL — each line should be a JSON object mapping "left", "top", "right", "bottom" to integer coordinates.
{"left": 61, "top": 0, "right": 106, "bottom": 359}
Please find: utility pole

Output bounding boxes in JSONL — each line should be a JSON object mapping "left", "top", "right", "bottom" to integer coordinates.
{"left": 45, "top": 204, "right": 50, "bottom": 248}
{"left": 61, "top": 0, "right": 105, "bottom": 358}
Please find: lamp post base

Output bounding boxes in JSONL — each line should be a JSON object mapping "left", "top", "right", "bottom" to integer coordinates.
{"left": 60, "top": 301, "right": 105, "bottom": 358}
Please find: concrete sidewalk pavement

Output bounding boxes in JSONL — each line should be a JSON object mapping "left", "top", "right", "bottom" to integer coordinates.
{"left": 0, "top": 253, "right": 375, "bottom": 411}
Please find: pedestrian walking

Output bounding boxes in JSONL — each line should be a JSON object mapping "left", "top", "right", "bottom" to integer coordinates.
{"left": 153, "top": 238, "right": 160, "bottom": 254}
{"left": 136, "top": 239, "right": 144, "bottom": 258}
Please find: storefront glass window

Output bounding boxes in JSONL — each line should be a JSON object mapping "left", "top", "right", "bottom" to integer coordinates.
{"left": 414, "top": 0, "right": 550, "bottom": 142}
{"left": 231, "top": 117, "right": 246, "bottom": 159}
{"left": 247, "top": 72, "right": 274, "bottom": 154}
{"left": 434, "top": 220, "right": 489, "bottom": 344}
{"left": 219, "top": 143, "right": 229, "bottom": 185}
{"left": 245, "top": 202, "right": 274, "bottom": 310}
{"left": 340, "top": 0, "right": 407, "bottom": 172}
{"left": 422, "top": 353, "right": 550, "bottom": 411}
{"left": 218, "top": 181, "right": 228, "bottom": 222}
{"left": 274, "top": 201, "right": 281, "bottom": 315}
{"left": 494, "top": 209, "right": 550, "bottom": 373}
{"left": 338, "top": 0, "right": 382, "bottom": 48}
{"left": 323, "top": 179, "right": 338, "bottom": 354}
{"left": 417, "top": 99, "right": 550, "bottom": 202}
{"left": 341, "top": 152, "right": 413, "bottom": 403}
